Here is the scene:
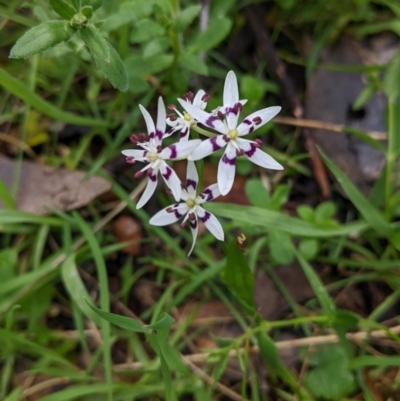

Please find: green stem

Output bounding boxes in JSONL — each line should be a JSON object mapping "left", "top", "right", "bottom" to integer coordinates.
{"left": 191, "top": 124, "right": 217, "bottom": 138}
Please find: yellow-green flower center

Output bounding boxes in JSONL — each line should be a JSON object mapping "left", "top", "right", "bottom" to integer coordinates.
{"left": 228, "top": 129, "right": 238, "bottom": 140}
{"left": 183, "top": 112, "right": 192, "bottom": 121}
{"left": 148, "top": 153, "right": 158, "bottom": 162}
{"left": 186, "top": 198, "right": 196, "bottom": 208}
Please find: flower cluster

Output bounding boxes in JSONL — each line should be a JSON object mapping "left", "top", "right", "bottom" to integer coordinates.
{"left": 122, "top": 71, "right": 283, "bottom": 255}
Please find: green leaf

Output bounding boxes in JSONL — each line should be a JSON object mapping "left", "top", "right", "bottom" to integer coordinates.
{"left": 349, "top": 355, "right": 400, "bottom": 369}
{"left": 383, "top": 50, "right": 400, "bottom": 100}
{"left": 270, "top": 184, "right": 291, "bottom": 210}
{"left": 80, "top": 24, "right": 110, "bottom": 61}
{"left": 0, "top": 248, "right": 17, "bottom": 283}
{"left": 174, "top": 4, "right": 201, "bottom": 32}
{"left": 221, "top": 240, "right": 254, "bottom": 307}
{"left": 245, "top": 179, "right": 269, "bottom": 208}
{"left": 49, "top": 0, "right": 76, "bottom": 20}
{"left": 296, "top": 205, "right": 314, "bottom": 222}
{"left": 87, "top": 302, "right": 147, "bottom": 333}
{"left": 94, "top": 44, "right": 128, "bottom": 92}
{"left": 10, "top": 21, "right": 74, "bottom": 59}
{"left": 178, "top": 53, "right": 208, "bottom": 75}
{"left": 256, "top": 331, "right": 280, "bottom": 370}
{"left": 61, "top": 254, "right": 101, "bottom": 325}
{"left": 304, "top": 346, "right": 355, "bottom": 400}
{"left": 269, "top": 230, "right": 294, "bottom": 264}
{"left": 314, "top": 201, "right": 336, "bottom": 223}
{"left": 189, "top": 17, "right": 232, "bottom": 52}
{"left": 147, "top": 312, "right": 175, "bottom": 330}
{"left": 81, "top": 0, "right": 103, "bottom": 11}
{"left": 81, "top": 5, "right": 93, "bottom": 19}
{"left": 130, "top": 19, "right": 165, "bottom": 43}
{"left": 70, "top": 0, "right": 81, "bottom": 11}
{"left": 320, "top": 149, "right": 394, "bottom": 238}
{"left": 207, "top": 203, "right": 368, "bottom": 238}
{"left": 298, "top": 238, "right": 319, "bottom": 260}
{"left": 125, "top": 53, "right": 174, "bottom": 80}
{"left": 0, "top": 66, "right": 103, "bottom": 126}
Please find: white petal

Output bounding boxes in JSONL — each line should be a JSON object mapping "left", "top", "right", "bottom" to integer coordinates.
{"left": 241, "top": 142, "right": 283, "bottom": 170}
{"left": 225, "top": 104, "right": 240, "bottom": 131}
{"left": 199, "top": 183, "right": 220, "bottom": 203}
{"left": 193, "top": 89, "right": 207, "bottom": 110}
{"left": 188, "top": 135, "right": 228, "bottom": 161}
{"left": 187, "top": 217, "right": 198, "bottom": 256}
{"left": 160, "top": 162, "right": 182, "bottom": 201}
{"left": 156, "top": 96, "right": 166, "bottom": 139}
{"left": 186, "top": 160, "right": 198, "bottom": 194}
{"left": 223, "top": 70, "right": 239, "bottom": 106}
{"left": 139, "top": 104, "right": 155, "bottom": 138}
{"left": 237, "top": 106, "right": 281, "bottom": 136}
{"left": 160, "top": 139, "right": 202, "bottom": 160}
{"left": 136, "top": 174, "right": 158, "bottom": 209}
{"left": 163, "top": 125, "right": 180, "bottom": 138}
{"left": 197, "top": 206, "right": 224, "bottom": 241}
{"left": 121, "top": 149, "right": 146, "bottom": 160}
{"left": 178, "top": 99, "right": 226, "bottom": 133}
{"left": 217, "top": 142, "right": 236, "bottom": 196}
{"left": 178, "top": 125, "right": 190, "bottom": 141}
{"left": 150, "top": 203, "right": 189, "bottom": 226}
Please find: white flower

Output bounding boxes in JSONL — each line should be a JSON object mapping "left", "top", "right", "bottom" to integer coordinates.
{"left": 149, "top": 161, "right": 224, "bottom": 255}
{"left": 165, "top": 90, "right": 209, "bottom": 141}
{"left": 122, "top": 97, "right": 201, "bottom": 209}
{"left": 178, "top": 71, "right": 283, "bottom": 196}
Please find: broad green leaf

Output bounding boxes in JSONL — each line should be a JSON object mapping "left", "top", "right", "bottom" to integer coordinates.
{"left": 0, "top": 67, "right": 103, "bottom": 126}
{"left": 147, "top": 312, "right": 175, "bottom": 330}
{"left": 189, "top": 17, "right": 232, "bottom": 52}
{"left": 298, "top": 238, "right": 319, "bottom": 260}
{"left": 10, "top": 21, "right": 74, "bottom": 59}
{"left": 320, "top": 149, "right": 394, "bottom": 238}
{"left": 314, "top": 201, "right": 336, "bottom": 223}
{"left": 125, "top": 53, "right": 174, "bottom": 78}
{"left": 80, "top": 5, "right": 93, "bottom": 19}
{"left": 221, "top": 240, "right": 254, "bottom": 307}
{"left": 81, "top": 0, "right": 103, "bottom": 11}
{"left": 70, "top": 0, "right": 81, "bottom": 11}
{"left": 87, "top": 302, "right": 147, "bottom": 333}
{"left": 49, "top": 0, "right": 76, "bottom": 20}
{"left": 270, "top": 184, "right": 291, "bottom": 210}
{"left": 143, "top": 37, "right": 170, "bottom": 58}
{"left": 207, "top": 203, "right": 368, "bottom": 237}
{"left": 296, "top": 205, "right": 314, "bottom": 222}
{"left": 304, "top": 346, "right": 355, "bottom": 400}
{"left": 130, "top": 19, "right": 165, "bottom": 43}
{"left": 4, "top": 388, "right": 21, "bottom": 401}
{"left": 178, "top": 53, "right": 208, "bottom": 75}
{"left": 245, "top": 179, "right": 269, "bottom": 208}
{"left": 256, "top": 331, "right": 280, "bottom": 370}
{"left": 174, "top": 4, "right": 201, "bottom": 32}
{"left": 383, "top": 50, "right": 400, "bottom": 100}
{"left": 94, "top": 44, "right": 128, "bottom": 91}
{"left": 61, "top": 254, "right": 101, "bottom": 325}
{"left": 80, "top": 24, "right": 110, "bottom": 61}
{"left": 269, "top": 230, "right": 294, "bottom": 264}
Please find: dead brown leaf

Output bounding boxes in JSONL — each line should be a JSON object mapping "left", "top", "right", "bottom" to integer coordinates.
{"left": 0, "top": 157, "right": 111, "bottom": 214}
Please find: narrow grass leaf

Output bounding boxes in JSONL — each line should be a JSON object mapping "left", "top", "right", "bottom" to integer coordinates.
{"left": 0, "top": 67, "right": 103, "bottom": 126}
{"left": 10, "top": 21, "right": 74, "bottom": 59}
{"left": 147, "top": 312, "right": 175, "bottom": 330}
{"left": 0, "top": 210, "right": 62, "bottom": 226}
{"left": 61, "top": 254, "right": 101, "bottom": 325}
{"left": 320, "top": 149, "right": 393, "bottom": 237}
{"left": 87, "top": 302, "right": 147, "bottom": 333}
{"left": 349, "top": 355, "right": 400, "bottom": 369}
{"left": 0, "top": 179, "right": 15, "bottom": 209}
{"left": 294, "top": 248, "right": 336, "bottom": 314}
{"left": 207, "top": 203, "right": 368, "bottom": 237}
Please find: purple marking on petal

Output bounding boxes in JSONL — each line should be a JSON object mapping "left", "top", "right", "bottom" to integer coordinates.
{"left": 180, "top": 127, "right": 189, "bottom": 139}
{"left": 149, "top": 173, "right": 157, "bottom": 182}
{"left": 205, "top": 115, "right": 219, "bottom": 128}
{"left": 248, "top": 126, "right": 254, "bottom": 134}
{"left": 200, "top": 211, "right": 211, "bottom": 223}
{"left": 168, "top": 144, "right": 177, "bottom": 159}
{"left": 149, "top": 131, "right": 155, "bottom": 139}
{"left": 155, "top": 130, "right": 163, "bottom": 141}
{"left": 174, "top": 209, "right": 183, "bottom": 219}
{"left": 187, "top": 178, "right": 197, "bottom": 191}
{"left": 189, "top": 219, "right": 197, "bottom": 229}
{"left": 201, "top": 188, "right": 213, "bottom": 201}
{"left": 225, "top": 106, "right": 238, "bottom": 116}
{"left": 210, "top": 136, "right": 224, "bottom": 151}
{"left": 162, "top": 166, "right": 172, "bottom": 180}
{"left": 242, "top": 119, "right": 251, "bottom": 125}
{"left": 222, "top": 153, "right": 236, "bottom": 165}
{"left": 244, "top": 143, "right": 257, "bottom": 158}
